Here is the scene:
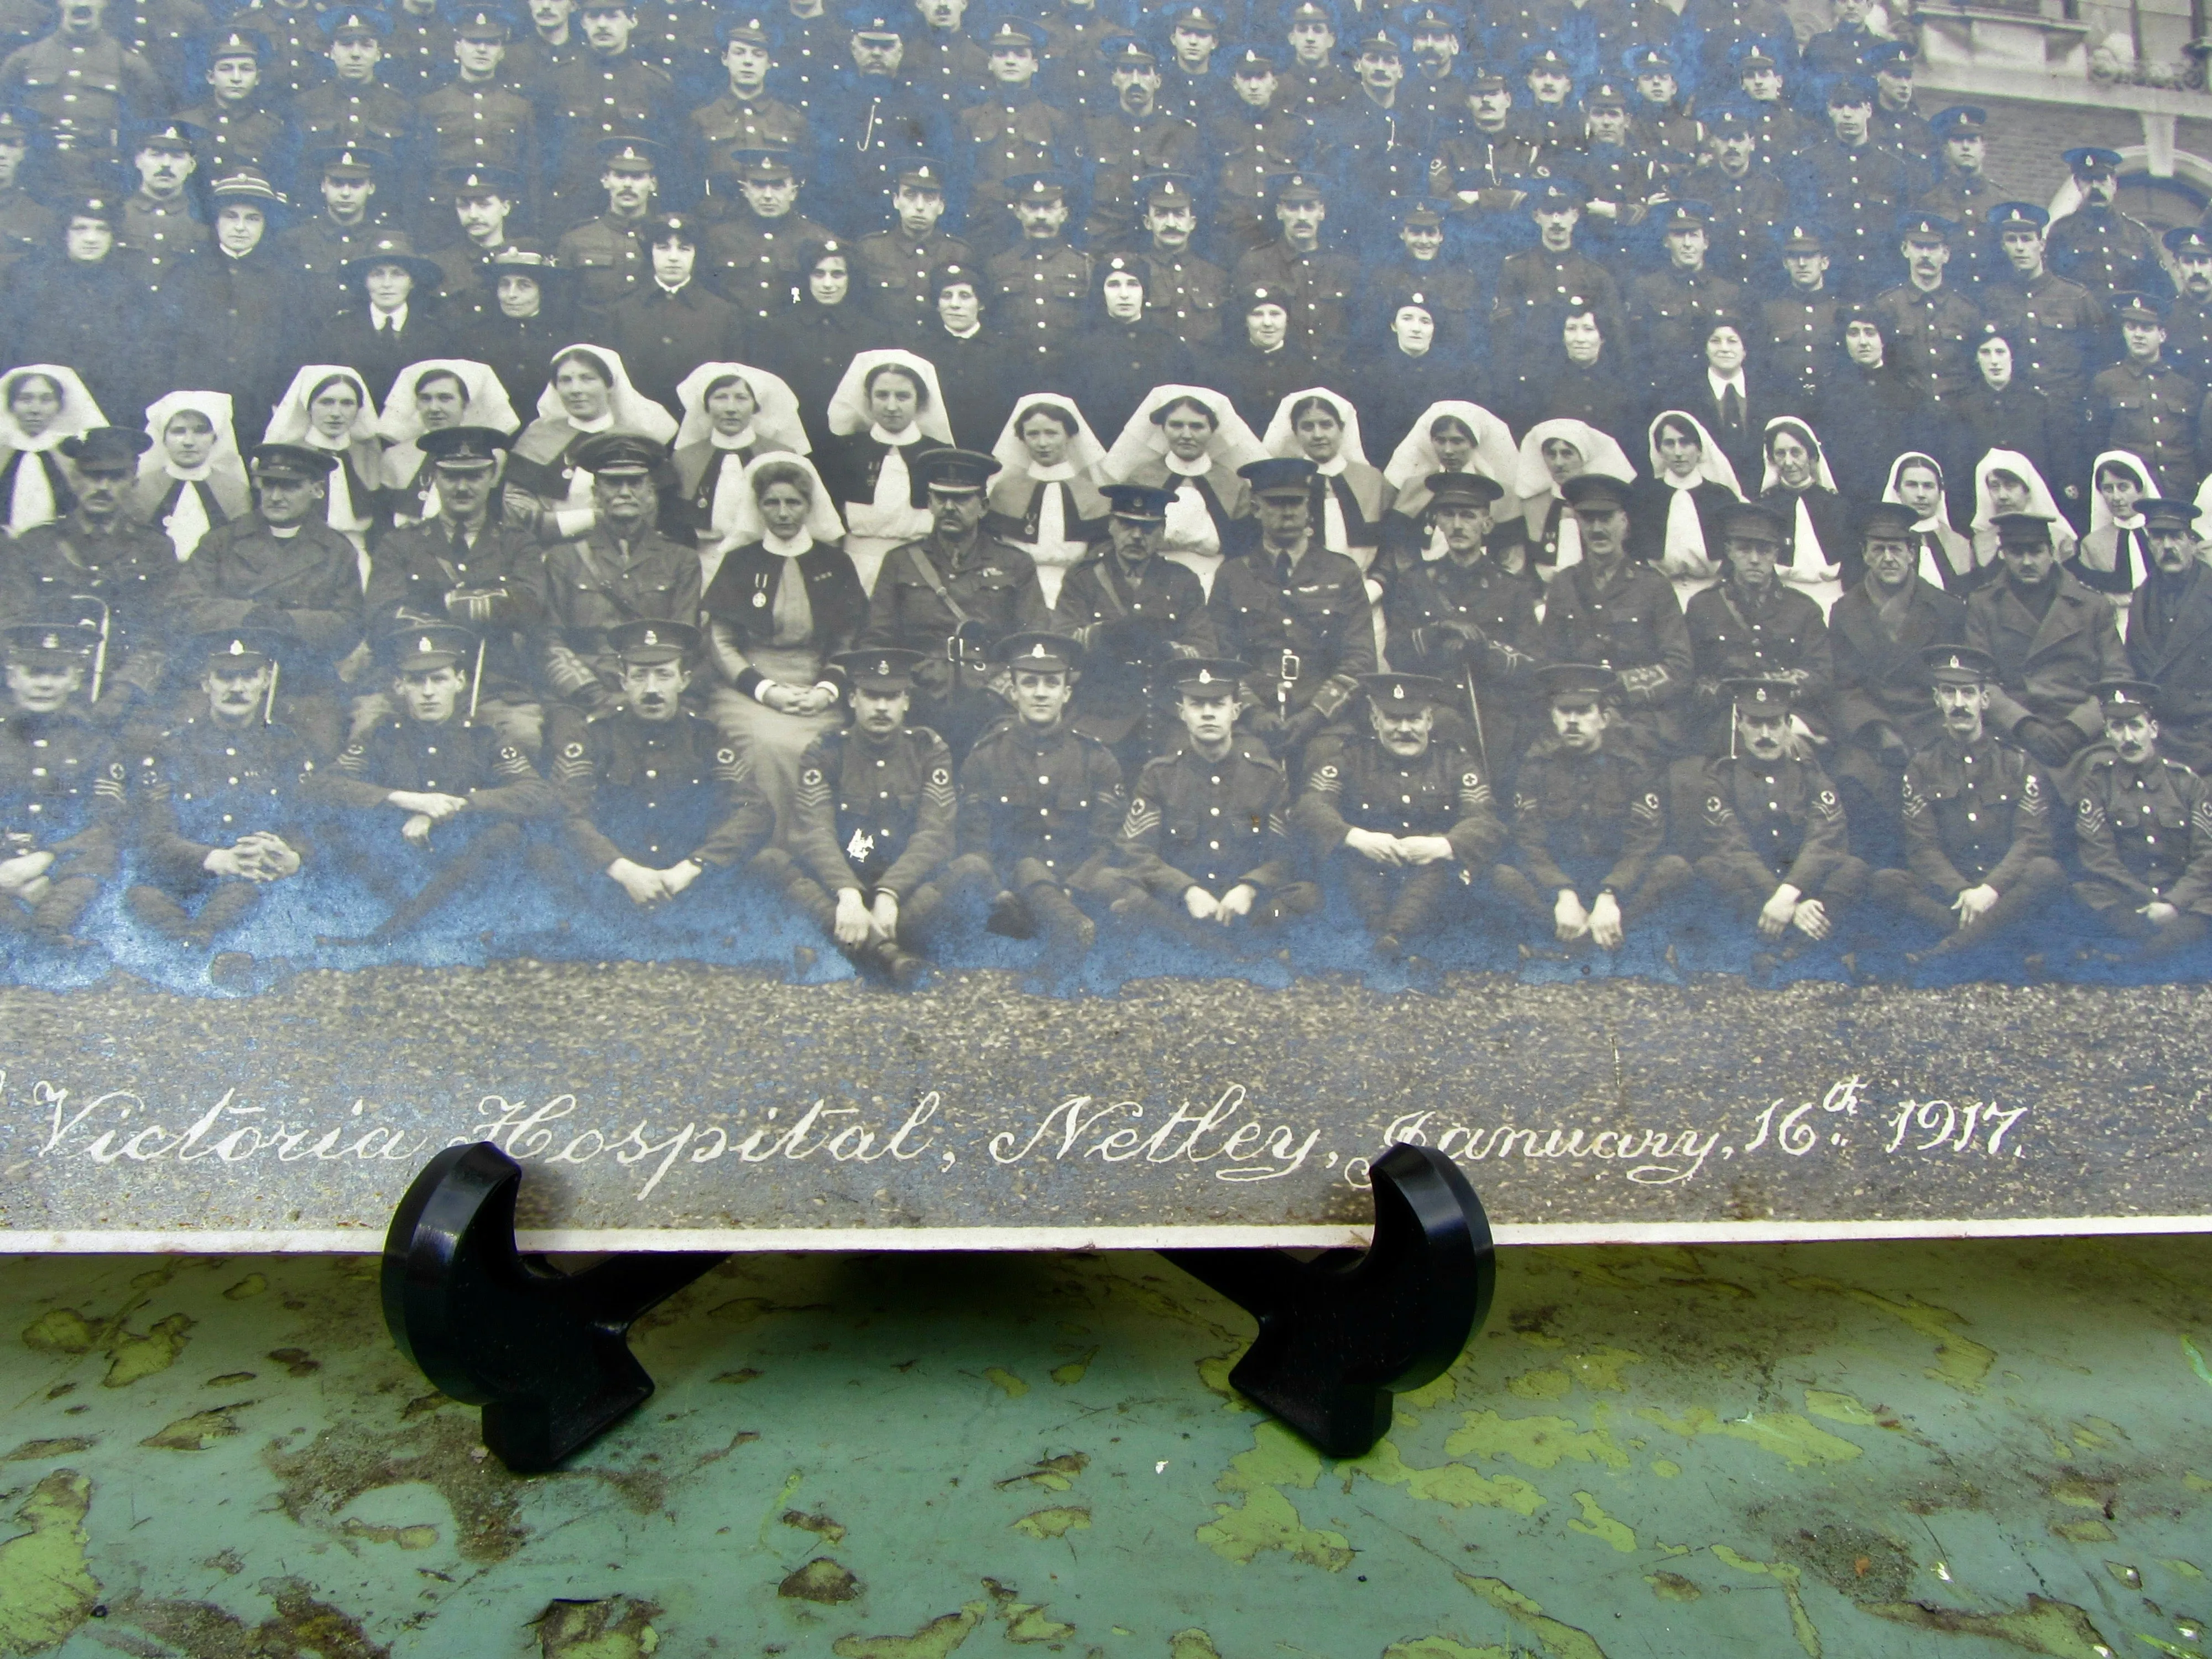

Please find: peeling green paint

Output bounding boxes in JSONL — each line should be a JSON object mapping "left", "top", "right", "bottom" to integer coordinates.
{"left": 1197, "top": 1486, "right": 1353, "bottom": 1571}
{"left": 1865, "top": 1595, "right": 2115, "bottom": 1657}
{"left": 1569, "top": 1492, "right": 1636, "bottom": 1553}
{"left": 1635, "top": 1407, "right": 1865, "bottom": 1468}
{"left": 1710, "top": 1546, "right": 1822, "bottom": 1657}
{"left": 1009, "top": 1506, "right": 1090, "bottom": 1540}
{"left": 831, "top": 1601, "right": 988, "bottom": 1658}
{"left": 0, "top": 1470, "right": 97, "bottom": 1657}
{"left": 1351, "top": 1439, "right": 1546, "bottom": 1515}
{"left": 1455, "top": 1574, "right": 1611, "bottom": 1658}
{"left": 1445, "top": 1408, "right": 1633, "bottom": 1472}
{"left": 1790, "top": 1280, "right": 1995, "bottom": 1392}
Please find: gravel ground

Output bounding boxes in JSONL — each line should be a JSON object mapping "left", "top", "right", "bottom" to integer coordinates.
{"left": 2, "top": 959, "right": 2206, "bottom": 1239}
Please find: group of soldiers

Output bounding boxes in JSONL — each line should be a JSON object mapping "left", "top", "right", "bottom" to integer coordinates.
{"left": 3, "top": 0, "right": 2212, "bottom": 989}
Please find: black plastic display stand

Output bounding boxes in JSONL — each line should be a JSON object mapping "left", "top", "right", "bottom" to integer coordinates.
{"left": 381, "top": 1138, "right": 1495, "bottom": 1474}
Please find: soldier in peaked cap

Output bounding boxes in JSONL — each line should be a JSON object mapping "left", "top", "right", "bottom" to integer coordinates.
{"left": 1626, "top": 198, "right": 1743, "bottom": 399}
{"left": 118, "top": 118, "right": 209, "bottom": 276}
{"left": 1492, "top": 660, "right": 1693, "bottom": 952}
{"left": 1210, "top": 43, "right": 1316, "bottom": 254}
{"left": 1050, "top": 479, "right": 1217, "bottom": 775}
{"left": 410, "top": 13, "right": 538, "bottom": 223}
{"left": 126, "top": 629, "right": 319, "bottom": 983}
{"left": 862, "top": 444, "right": 1050, "bottom": 761}
{"left": 549, "top": 618, "right": 781, "bottom": 943}
{"left": 1228, "top": 171, "right": 1359, "bottom": 368}
{"left": 363, "top": 425, "right": 547, "bottom": 756}
{"left": 1206, "top": 455, "right": 1376, "bottom": 761}
{"left": 954, "top": 19, "right": 1082, "bottom": 252}
{"left": 1865, "top": 642, "right": 2068, "bottom": 968}
{"left": 1690, "top": 676, "right": 1867, "bottom": 974}
{"left": 1757, "top": 221, "right": 1841, "bottom": 406}
{"left": 1131, "top": 171, "right": 1228, "bottom": 349}
{"left": 0, "top": 619, "right": 125, "bottom": 961}
{"left": 2161, "top": 223, "right": 2212, "bottom": 385}
{"left": 1290, "top": 670, "right": 1505, "bottom": 963}
{"left": 2090, "top": 292, "right": 2200, "bottom": 504}
{"left": 1682, "top": 498, "right": 1833, "bottom": 760}
{"left": 1564, "top": 78, "right": 1668, "bottom": 264}
{"left": 1105, "top": 654, "right": 1319, "bottom": 953}
{"left": 552, "top": 135, "right": 667, "bottom": 313}
{"left": 174, "top": 30, "right": 287, "bottom": 184}
{"left": 2046, "top": 145, "right": 2167, "bottom": 301}
{"left": 520, "top": 432, "right": 702, "bottom": 730}
{"left": 702, "top": 148, "right": 837, "bottom": 328}
{"left": 685, "top": 12, "right": 812, "bottom": 216}
{"left": 1490, "top": 177, "right": 1627, "bottom": 387}
{"left": 2070, "top": 674, "right": 2212, "bottom": 958}
{"left": 1537, "top": 473, "right": 1692, "bottom": 753}
{"left": 1964, "top": 511, "right": 2128, "bottom": 775}
{"left": 314, "top": 623, "right": 557, "bottom": 946}
{"left": 289, "top": 9, "right": 412, "bottom": 164}
{"left": 1915, "top": 106, "right": 2003, "bottom": 288}
{"left": 760, "top": 646, "right": 957, "bottom": 987}
{"left": 983, "top": 173, "right": 1094, "bottom": 371}
{"left": 1314, "top": 25, "right": 1428, "bottom": 241}
{"left": 942, "top": 629, "right": 1126, "bottom": 984}
{"left": 854, "top": 159, "right": 972, "bottom": 340}
{"left": 170, "top": 443, "right": 361, "bottom": 759}
{"left": 1, "top": 425, "right": 173, "bottom": 740}
{"left": 541, "top": 7, "right": 674, "bottom": 221}
{"left": 1975, "top": 199, "right": 2105, "bottom": 462}
{"left": 1869, "top": 212, "right": 1983, "bottom": 411}
{"left": 1080, "top": 32, "right": 1199, "bottom": 250}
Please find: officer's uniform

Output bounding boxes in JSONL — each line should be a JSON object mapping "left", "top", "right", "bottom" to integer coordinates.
{"left": 1683, "top": 573, "right": 1833, "bottom": 754}
{"left": 1964, "top": 524, "right": 2128, "bottom": 773}
{"left": 1292, "top": 673, "right": 1506, "bottom": 951}
{"left": 315, "top": 625, "right": 557, "bottom": 943}
{"left": 2072, "top": 680, "right": 2212, "bottom": 952}
{"left": 127, "top": 634, "right": 319, "bottom": 956}
{"left": 528, "top": 521, "right": 703, "bottom": 714}
{"left": 945, "top": 631, "right": 1125, "bottom": 973}
{"left": 1536, "top": 483, "right": 1693, "bottom": 752}
{"left": 761, "top": 648, "right": 959, "bottom": 984}
{"left": 0, "top": 627, "right": 124, "bottom": 950}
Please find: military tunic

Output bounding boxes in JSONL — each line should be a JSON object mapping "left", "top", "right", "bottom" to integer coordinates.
{"left": 954, "top": 717, "right": 1124, "bottom": 892}
{"left": 2073, "top": 749, "right": 2212, "bottom": 916}
{"left": 1227, "top": 239, "right": 1358, "bottom": 364}
{"left": 789, "top": 723, "right": 958, "bottom": 899}
{"left": 1896, "top": 732, "right": 2053, "bottom": 892}
{"left": 1537, "top": 559, "right": 1692, "bottom": 732}
{"left": 1081, "top": 108, "right": 1198, "bottom": 244}
{"left": 984, "top": 239, "right": 1093, "bottom": 367}
{"left": 365, "top": 519, "right": 549, "bottom": 705}
{"left": 2090, "top": 358, "right": 2200, "bottom": 500}
{"left": 525, "top": 525, "right": 703, "bottom": 709}
{"left": 1050, "top": 550, "right": 1214, "bottom": 752}
{"left": 685, "top": 92, "right": 812, "bottom": 212}
{"left": 2045, "top": 202, "right": 2166, "bottom": 300}
{"left": 1683, "top": 578, "right": 1833, "bottom": 750}
{"left": 1118, "top": 742, "right": 1295, "bottom": 900}
{"left": 0, "top": 707, "right": 123, "bottom": 904}
{"left": 1205, "top": 538, "right": 1378, "bottom": 729}
{"left": 169, "top": 516, "right": 364, "bottom": 681}
{"left": 854, "top": 227, "right": 973, "bottom": 336}
{"left": 553, "top": 707, "right": 773, "bottom": 872}
{"left": 1, "top": 513, "right": 180, "bottom": 716}
{"left": 702, "top": 208, "right": 836, "bottom": 326}
{"left": 1693, "top": 752, "right": 1863, "bottom": 911}
{"left": 289, "top": 79, "right": 415, "bottom": 159}
{"left": 132, "top": 716, "right": 319, "bottom": 932}
{"left": 1504, "top": 739, "right": 1671, "bottom": 902}
{"left": 1870, "top": 280, "right": 1985, "bottom": 408}
{"left": 555, "top": 211, "right": 657, "bottom": 312}
{"left": 543, "top": 52, "right": 674, "bottom": 205}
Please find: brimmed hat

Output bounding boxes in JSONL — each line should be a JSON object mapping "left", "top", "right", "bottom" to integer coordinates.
{"left": 381, "top": 624, "right": 477, "bottom": 672}
{"left": 995, "top": 631, "right": 1083, "bottom": 672}
{"left": 249, "top": 442, "right": 340, "bottom": 481}
{"left": 340, "top": 231, "right": 442, "bottom": 288}
{"left": 609, "top": 619, "right": 698, "bottom": 664}
{"left": 58, "top": 426, "right": 152, "bottom": 471}
{"left": 831, "top": 647, "right": 926, "bottom": 691}
{"left": 1358, "top": 671, "right": 1451, "bottom": 707}
{"left": 419, "top": 425, "right": 513, "bottom": 470}
{"left": 1921, "top": 643, "right": 1997, "bottom": 684}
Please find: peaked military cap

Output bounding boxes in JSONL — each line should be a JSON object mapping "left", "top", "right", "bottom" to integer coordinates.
{"left": 1423, "top": 471, "right": 1502, "bottom": 508}
{"left": 249, "top": 442, "right": 340, "bottom": 480}
{"left": 1166, "top": 2, "right": 1223, "bottom": 30}
{"left": 1465, "top": 60, "right": 1507, "bottom": 89}
{"left": 718, "top": 12, "right": 773, "bottom": 44}
{"left": 994, "top": 631, "right": 1083, "bottom": 672}
{"left": 1719, "top": 500, "right": 1790, "bottom": 544}
{"left": 1723, "top": 676, "right": 1798, "bottom": 709}
{"left": 1138, "top": 170, "right": 1199, "bottom": 203}
{"left": 1857, "top": 500, "right": 1919, "bottom": 540}
{"left": 1863, "top": 40, "right": 1914, "bottom": 71}
{"left": 451, "top": 6, "right": 508, "bottom": 37}
{"left": 132, "top": 119, "right": 200, "bottom": 153}
{"left": 1583, "top": 78, "right": 1629, "bottom": 107}
{"left": 317, "top": 7, "right": 392, "bottom": 36}
{"left": 1238, "top": 455, "right": 1318, "bottom": 497}
{"left": 609, "top": 619, "right": 698, "bottom": 664}
{"left": 832, "top": 647, "right": 927, "bottom": 691}
{"left": 4, "top": 621, "right": 98, "bottom": 662}
{"left": 1929, "top": 103, "right": 1986, "bottom": 137}
{"left": 1559, "top": 472, "right": 1630, "bottom": 512}
{"left": 983, "top": 16, "right": 1042, "bottom": 49}
{"left": 192, "top": 628, "right": 288, "bottom": 672}
{"left": 1359, "top": 672, "right": 1452, "bottom": 707}
{"left": 0, "top": 107, "right": 34, "bottom": 136}
{"left": 731, "top": 146, "right": 795, "bottom": 181}
{"left": 1526, "top": 176, "right": 1585, "bottom": 208}
{"left": 1658, "top": 199, "right": 1712, "bottom": 232}
{"left": 895, "top": 158, "right": 950, "bottom": 190}
{"left": 843, "top": 4, "right": 905, "bottom": 35}
{"left": 1402, "top": 3, "right": 1460, "bottom": 34}
{"left": 1274, "top": 171, "right": 1326, "bottom": 203}
{"left": 2095, "top": 677, "right": 2162, "bottom": 716}
{"left": 1921, "top": 643, "right": 1997, "bottom": 684}
{"left": 1397, "top": 197, "right": 1447, "bottom": 228}
{"left": 442, "top": 163, "right": 523, "bottom": 195}
{"left": 1163, "top": 656, "right": 1248, "bottom": 692}
{"left": 59, "top": 426, "right": 152, "bottom": 471}
{"left": 1625, "top": 44, "right": 1676, "bottom": 73}
{"left": 1780, "top": 222, "right": 1827, "bottom": 251}
{"left": 913, "top": 446, "right": 1001, "bottom": 493}
{"left": 1703, "top": 104, "right": 1752, "bottom": 135}
{"left": 2165, "top": 224, "right": 2212, "bottom": 255}
{"left": 1990, "top": 512, "right": 2057, "bottom": 546}
{"left": 1348, "top": 24, "right": 1404, "bottom": 55}
{"left": 1897, "top": 211, "right": 1954, "bottom": 244}
{"left": 1521, "top": 42, "right": 1571, "bottom": 71}
{"left": 1285, "top": 0, "right": 1337, "bottom": 25}
{"left": 380, "top": 624, "right": 477, "bottom": 671}
{"left": 419, "top": 425, "right": 513, "bottom": 469}
{"left": 310, "top": 144, "right": 387, "bottom": 177}
{"left": 1987, "top": 200, "right": 2048, "bottom": 232}
{"left": 340, "top": 231, "right": 442, "bottom": 286}
{"left": 2113, "top": 290, "right": 2164, "bottom": 322}
{"left": 1825, "top": 72, "right": 1877, "bottom": 106}
{"left": 1227, "top": 42, "right": 1281, "bottom": 71}
{"left": 1732, "top": 43, "right": 1778, "bottom": 70}
{"left": 1006, "top": 171, "right": 1071, "bottom": 202}
{"left": 596, "top": 134, "right": 665, "bottom": 169}
{"left": 1103, "top": 482, "right": 1175, "bottom": 520}
{"left": 573, "top": 432, "right": 667, "bottom": 476}
{"left": 2139, "top": 496, "right": 2201, "bottom": 528}
{"left": 202, "top": 26, "right": 266, "bottom": 59}
{"left": 1104, "top": 34, "right": 1157, "bottom": 64}
{"left": 1536, "top": 661, "right": 1616, "bottom": 701}
{"left": 2062, "top": 145, "right": 2124, "bottom": 174}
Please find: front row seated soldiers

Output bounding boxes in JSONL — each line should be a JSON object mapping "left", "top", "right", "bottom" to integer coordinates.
{"left": 1292, "top": 671, "right": 1506, "bottom": 963}
{"left": 169, "top": 442, "right": 366, "bottom": 759}
{"left": 2, "top": 426, "right": 176, "bottom": 742}
{"left": 1538, "top": 474, "right": 1692, "bottom": 754}
{"left": 0, "top": 622, "right": 123, "bottom": 959}
{"left": 763, "top": 648, "right": 958, "bottom": 988}
{"left": 552, "top": 621, "right": 777, "bottom": 937}
{"left": 945, "top": 632, "right": 1125, "bottom": 984}
{"left": 1113, "top": 657, "right": 1316, "bottom": 954}
{"left": 1374, "top": 471, "right": 1540, "bottom": 780}
{"left": 1494, "top": 663, "right": 1692, "bottom": 952}
{"left": 316, "top": 626, "right": 558, "bottom": 947}
{"left": 1826, "top": 501, "right": 1969, "bottom": 869}
{"left": 1868, "top": 645, "right": 2067, "bottom": 967}
{"left": 862, "top": 446, "right": 1051, "bottom": 761}
{"left": 2071, "top": 678, "right": 2212, "bottom": 961}
{"left": 529, "top": 434, "right": 703, "bottom": 731}
{"left": 362, "top": 426, "right": 549, "bottom": 755}
{"left": 127, "top": 631, "right": 319, "bottom": 984}
{"left": 1690, "top": 677, "right": 1867, "bottom": 970}
{"left": 1207, "top": 457, "right": 1377, "bottom": 759}
{"left": 1964, "top": 512, "right": 2127, "bottom": 779}
{"left": 1051, "top": 482, "right": 1215, "bottom": 778}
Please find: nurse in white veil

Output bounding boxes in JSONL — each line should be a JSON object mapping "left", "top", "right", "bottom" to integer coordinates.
{"left": 136, "top": 390, "right": 250, "bottom": 560}
{"left": 263, "top": 365, "right": 385, "bottom": 578}
{"left": 503, "top": 344, "right": 679, "bottom": 540}
{"left": 1099, "top": 384, "right": 1266, "bottom": 595}
{"left": 377, "top": 359, "right": 520, "bottom": 528}
{"left": 813, "top": 349, "right": 952, "bottom": 594}
{"left": 0, "top": 366, "right": 103, "bottom": 535}
{"left": 1508, "top": 418, "right": 1636, "bottom": 580}
{"left": 986, "top": 394, "right": 1109, "bottom": 606}
{"left": 1380, "top": 400, "right": 1517, "bottom": 558}
{"left": 1258, "top": 388, "right": 1395, "bottom": 570}
{"left": 670, "top": 361, "right": 808, "bottom": 551}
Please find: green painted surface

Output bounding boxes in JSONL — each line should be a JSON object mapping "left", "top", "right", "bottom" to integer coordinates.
{"left": 0, "top": 1237, "right": 2207, "bottom": 1657}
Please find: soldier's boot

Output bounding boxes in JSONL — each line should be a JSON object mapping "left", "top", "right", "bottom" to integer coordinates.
{"left": 1024, "top": 881, "right": 1094, "bottom": 981}
{"left": 125, "top": 884, "right": 197, "bottom": 941}
{"left": 1919, "top": 857, "right": 2067, "bottom": 961}
{"left": 28, "top": 876, "right": 101, "bottom": 948}
{"left": 1108, "top": 886, "right": 1236, "bottom": 956}
{"left": 355, "top": 824, "right": 524, "bottom": 945}
{"left": 192, "top": 883, "right": 262, "bottom": 951}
